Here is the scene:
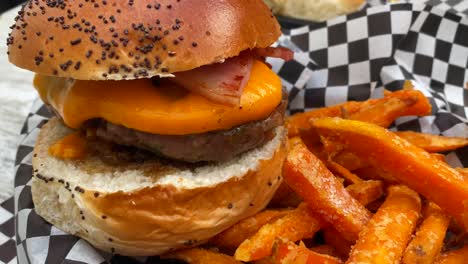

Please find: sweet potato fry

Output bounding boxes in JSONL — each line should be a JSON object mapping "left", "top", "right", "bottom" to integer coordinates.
{"left": 402, "top": 80, "right": 415, "bottom": 90}
{"left": 348, "top": 90, "right": 431, "bottom": 127}
{"left": 395, "top": 131, "right": 468, "bottom": 152}
{"left": 434, "top": 245, "right": 468, "bottom": 264}
{"left": 253, "top": 258, "right": 274, "bottom": 264}
{"left": 456, "top": 168, "right": 468, "bottom": 179}
{"left": 163, "top": 248, "right": 241, "bottom": 264}
{"left": 287, "top": 90, "right": 430, "bottom": 138}
{"left": 272, "top": 240, "right": 343, "bottom": 264}
{"left": 365, "top": 197, "right": 386, "bottom": 213}
{"left": 353, "top": 166, "right": 398, "bottom": 183}
{"left": 269, "top": 182, "right": 302, "bottom": 208}
{"left": 323, "top": 227, "right": 353, "bottom": 259}
{"left": 346, "top": 180, "right": 384, "bottom": 206}
{"left": 283, "top": 140, "right": 371, "bottom": 242}
{"left": 347, "top": 185, "right": 422, "bottom": 264}
{"left": 310, "top": 245, "right": 341, "bottom": 259}
{"left": 270, "top": 182, "right": 294, "bottom": 205}
{"left": 332, "top": 151, "right": 367, "bottom": 171}
{"left": 312, "top": 118, "right": 468, "bottom": 231}
{"left": 271, "top": 179, "right": 384, "bottom": 211}
{"left": 402, "top": 202, "right": 450, "bottom": 264}
{"left": 211, "top": 209, "right": 292, "bottom": 250}
{"left": 299, "top": 129, "right": 328, "bottom": 159}
{"left": 286, "top": 101, "right": 362, "bottom": 137}
{"left": 431, "top": 153, "right": 446, "bottom": 162}
{"left": 334, "top": 150, "right": 440, "bottom": 176}
{"left": 326, "top": 161, "right": 363, "bottom": 184}
{"left": 385, "top": 80, "right": 415, "bottom": 95}
{"left": 234, "top": 204, "right": 323, "bottom": 262}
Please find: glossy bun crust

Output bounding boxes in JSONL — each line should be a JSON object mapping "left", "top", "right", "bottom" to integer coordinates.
{"left": 8, "top": 0, "right": 281, "bottom": 80}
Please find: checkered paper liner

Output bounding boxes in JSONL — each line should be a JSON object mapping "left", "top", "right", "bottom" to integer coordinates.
{"left": 1, "top": 2, "right": 468, "bottom": 264}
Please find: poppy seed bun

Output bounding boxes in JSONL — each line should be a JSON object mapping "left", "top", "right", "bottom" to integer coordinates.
{"left": 7, "top": 0, "right": 280, "bottom": 80}
{"left": 31, "top": 118, "right": 287, "bottom": 256}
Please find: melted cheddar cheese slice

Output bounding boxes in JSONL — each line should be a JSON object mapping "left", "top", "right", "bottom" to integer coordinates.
{"left": 48, "top": 131, "right": 88, "bottom": 160}
{"left": 34, "top": 60, "right": 282, "bottom": 135}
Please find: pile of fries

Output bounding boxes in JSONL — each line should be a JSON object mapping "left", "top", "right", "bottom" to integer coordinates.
{"left": 163, "top": 84, "right": 468, "bottom": 264}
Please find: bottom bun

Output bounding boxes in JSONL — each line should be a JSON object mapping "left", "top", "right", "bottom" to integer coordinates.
{"left": 31, "top": 118, "right": 287, "bottom": 256}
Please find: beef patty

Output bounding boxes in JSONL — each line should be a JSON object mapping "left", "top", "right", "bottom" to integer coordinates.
{"left": 89, "top": 94, "right": 287, "bottom": 163}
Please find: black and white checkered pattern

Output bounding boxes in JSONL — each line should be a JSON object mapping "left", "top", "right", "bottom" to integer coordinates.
{"left": 380, "top": 4, "right": 468, "bottom": 148}
{"left": 285, "top": 4, "right": 422, "bottom": 114}
{"left": 369, "top": 0, "right": 468, "bottom": 16}
{"left": 425, "top": 0, "right": 468, "bottom": 16}
{"left": 1, "top": 1, "right": 468, "bottom": 264}
{"left": 0, "top": 197, "right": 15, "bottom": 264}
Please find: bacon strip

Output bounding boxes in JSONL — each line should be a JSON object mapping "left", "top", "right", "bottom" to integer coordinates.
{"left": 172, "top": 53, "right": 253, "bottom": 106}
{"left": 172, "top": 47, "right": 293, "bottom": 106}
{"left": 255, "top": 47, "right": 294, "bottom": 61}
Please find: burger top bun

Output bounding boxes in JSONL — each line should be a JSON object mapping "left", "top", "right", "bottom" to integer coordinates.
{"left": 8, "top": 0, "right": 281, "bottom": 80}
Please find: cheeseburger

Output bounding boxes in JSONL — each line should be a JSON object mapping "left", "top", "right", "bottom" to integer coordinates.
{"left": 7, "top": 0, "right": 292, "bottom": 256}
